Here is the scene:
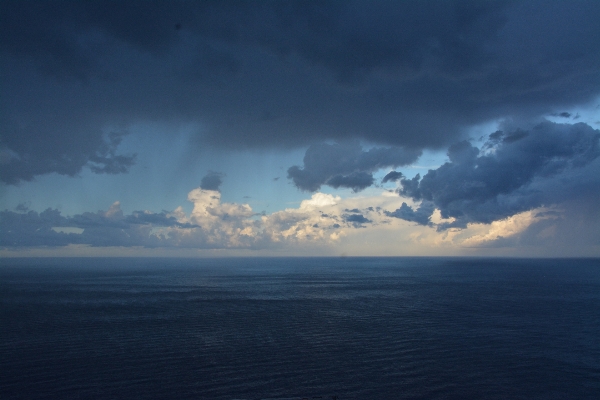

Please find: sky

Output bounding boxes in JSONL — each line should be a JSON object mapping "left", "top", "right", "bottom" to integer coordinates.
{"left": 1, "top": 0, "right": 599, "bottom": 257}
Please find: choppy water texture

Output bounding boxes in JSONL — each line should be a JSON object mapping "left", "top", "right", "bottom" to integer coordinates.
{"left": 1, "top": 257, "right": 599, "bottom": 399}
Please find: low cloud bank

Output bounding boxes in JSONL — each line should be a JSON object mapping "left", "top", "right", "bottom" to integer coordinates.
{"left": 0, "top": 190, "right": 378, "bottom": 249}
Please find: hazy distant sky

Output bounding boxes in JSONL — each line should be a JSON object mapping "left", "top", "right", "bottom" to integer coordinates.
{"left": 1, "top": 0, "right": 599, "bottom": 257}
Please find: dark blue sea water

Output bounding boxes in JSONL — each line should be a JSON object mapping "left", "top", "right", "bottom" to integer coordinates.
{"left": 1, "top": 257, "right": 599, "bottom": 399}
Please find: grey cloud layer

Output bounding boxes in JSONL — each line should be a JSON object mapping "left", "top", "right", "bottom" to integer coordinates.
{"left": 2, "top": 0, "right": 599, "bottom": 183}
{"left": 388, "top": 122, "right": 600, "bottom": 229}
{"left": 0, "top": 191, "right": 373, "bottom": 249}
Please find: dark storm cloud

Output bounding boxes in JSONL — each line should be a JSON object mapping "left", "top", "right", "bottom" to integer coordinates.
{"left": 389, "top": 122, "right": 600, "bottom": 229}
{"left": 287, "top": 141, "right": 420, "bottom": 191}
{"left": 343, "top": 213, "right": 371, "bottom": 228}
{"left": 385, "top": 202, "right": 435, "bottom": 226}
{"left": 382, "top": 171, "right": 403, "bottom": 183}
{"left": 326, "top": 172, "right": 375, "bottom": 192}
{"left": 200, "top": 171, "right": 224, "bottom": 191}
{"left": 1, "top": 0, "right": 600, "bottom": 184}
{"left": 0, "top": 121, "right": 136, "bottom": 184}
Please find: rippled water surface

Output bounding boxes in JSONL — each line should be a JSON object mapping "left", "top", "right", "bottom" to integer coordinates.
{"left": 1, "top": 257, "right": 599, "bottom": 399}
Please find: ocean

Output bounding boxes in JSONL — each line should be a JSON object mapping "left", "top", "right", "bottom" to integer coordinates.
{"left": 1, "top": 257, "right": 599, "bottom": 399}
